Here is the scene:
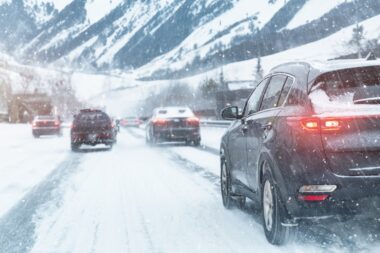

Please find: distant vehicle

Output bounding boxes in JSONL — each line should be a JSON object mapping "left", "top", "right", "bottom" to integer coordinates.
{"left": 70, "top": 109, "right": 116, "bottom": 151}
{"left": 32, "top": 115, "right": 61, "bottom": 138}
{"left": 220, "top": 60, "right": 380, "bottom": 245}
{"left": 146, "top": 107, "right": 201, "bottom": 146}
{"left": 120, "top": 116, "right": 142, "bottom": 127}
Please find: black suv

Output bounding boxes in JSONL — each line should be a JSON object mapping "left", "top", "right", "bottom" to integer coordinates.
{"left": 71, "top": 109, "right": 116, "bottom": 151}
{"left": 220, "top": 60, "right": 380, "bottom": 245}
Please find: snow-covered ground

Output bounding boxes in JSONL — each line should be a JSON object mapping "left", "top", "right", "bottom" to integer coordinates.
{"left": 0, "top": 124, "right": 69, "bottom": 217}
{"left": 0, "top": 124, "right": 380, "bottom": 252}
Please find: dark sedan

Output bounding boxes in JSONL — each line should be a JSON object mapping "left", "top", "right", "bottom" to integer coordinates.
{"left": 145, "top": 107, "right": 201, "bottom": 146}
{"left": 71, "top": 109, "right": 116, "bottom": 151}
{"left": 220, "top": 60, "right": 380, "bottom": 245}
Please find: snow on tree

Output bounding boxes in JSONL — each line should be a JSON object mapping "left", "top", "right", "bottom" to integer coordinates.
{"left": 254, "top": 57, "right": 264, "bottom": 84}
{"left": 349, "top": 23, "right": 365, "bottom": 58}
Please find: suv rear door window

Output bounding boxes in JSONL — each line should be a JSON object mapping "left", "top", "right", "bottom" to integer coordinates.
{"left": 260, "top": 75, "right": 287, "bottom": 110}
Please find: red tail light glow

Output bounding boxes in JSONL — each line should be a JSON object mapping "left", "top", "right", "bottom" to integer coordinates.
{"left": 54, "top": 120, "right": 60, "bottom": 126}
{"left": 186, "top": 117, "right": 200, "bottom": 126}
{"left": 152, "top": 118, "right": 168, "bottom": 125}
{"left": 289, "top": 117, "right": 343, "bottom": 133}
{"left": 298, "top": 194, "right": 329, "bottom": 202}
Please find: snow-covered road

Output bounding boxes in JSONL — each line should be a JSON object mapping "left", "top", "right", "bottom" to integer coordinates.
{"left": 0, "top": 124, "right": 379, "bottom": 253}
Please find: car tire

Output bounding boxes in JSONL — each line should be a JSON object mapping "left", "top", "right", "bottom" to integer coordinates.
{"left": 33, "top": 134, "right": 40, "bottom": 138}
{"left": 261, "top": 165, "right": 295, "bottom": 245}
{"left": 71, "top": 143, "right": 80, "bottom": 152}
{"left": 221, "top": 159, "right": 234, "bottom": 209}
{"left": 236, "top": 196, "right": 246, "bottom": 209}
{"left": 193, "top": 139, "right": 201, "bottom": 147}
{"left": 145, "top": 132, "right": 152, "bottom": 145}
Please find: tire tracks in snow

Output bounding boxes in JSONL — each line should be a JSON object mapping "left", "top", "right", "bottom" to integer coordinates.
{"left": 126, "top": 128, "right": 220, "bottom": 187}
{"left": 0, "top": 153, "right": 83, "bottom": 253}
{"left": 126, "top": 128, "right": 380, "bottom": 252}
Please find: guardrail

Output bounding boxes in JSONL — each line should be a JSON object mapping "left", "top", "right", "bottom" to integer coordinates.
{"left": 200, "top": 120, "right": 231, "bottom": 128}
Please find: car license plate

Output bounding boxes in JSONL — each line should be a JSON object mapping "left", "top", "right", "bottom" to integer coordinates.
{"left": 88, "top": 134, "right": 97, "bottom": 141}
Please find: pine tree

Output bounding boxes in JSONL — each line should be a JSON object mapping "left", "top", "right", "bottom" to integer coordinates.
{"left": 349, "top": 23, "right": 365, "bottom": 58}
{"left": 254, "top": 57, "right": 264, "bottom": 84}
{"left": 219, "top": 68, "right": 228, "bottom": 91}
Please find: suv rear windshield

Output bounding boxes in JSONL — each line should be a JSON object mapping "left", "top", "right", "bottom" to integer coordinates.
{"left": 76, "top": 112, "right": 110, "bottom": 122}
{"left": 309, "top": 66, "right": 380, "bottom": 114}
{"left": 156, "top": 108, "right": 194, "bottom": 118}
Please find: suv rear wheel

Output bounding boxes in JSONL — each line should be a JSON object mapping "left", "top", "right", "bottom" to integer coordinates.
{"left": 261, "top": 165, "right": 295, "bottom": 245}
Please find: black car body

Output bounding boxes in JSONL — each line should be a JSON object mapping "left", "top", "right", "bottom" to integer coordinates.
{"left": 32, "top": 115, "right": 61, "bottom": 137}
{"left": 70, "top": 109, "right": 116, "bottom": 151}
{"left": 220, "top": 60, "right": 380, "bottom": 245}
{"left": 146, "top": 107, "right": 201, "bottom": 145}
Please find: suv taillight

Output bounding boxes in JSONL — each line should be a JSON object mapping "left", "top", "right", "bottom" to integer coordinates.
{"left": 287, "top": 117, "right": 343, "bottom": 133}
{"left": 152, "top": 118, "right": 168, "bottom": 126}
{"left": 186, "top": 117, "right": 200, "bottom": 126}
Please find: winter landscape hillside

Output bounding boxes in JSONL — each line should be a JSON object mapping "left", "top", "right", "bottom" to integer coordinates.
{"left": 2, "top": 2, "right": 380, "bottom": 253}
{"left": 0, "top": 0, "right": 379, "bottom": 79}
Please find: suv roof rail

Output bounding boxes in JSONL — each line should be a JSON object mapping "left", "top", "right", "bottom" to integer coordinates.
{"left": 80, "top": 109, "right": 102, "bottom": 113}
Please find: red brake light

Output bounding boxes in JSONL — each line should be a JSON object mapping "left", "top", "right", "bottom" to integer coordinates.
{"left": 54, "top": 120, "right": 60, "bottom": 126}
{"left": 32, "top": 121, "right": 37, "bottom": 127}
{"left": 321, "top": 119, "right": 342, "bottom": 132}
{"left": 186, "top": 117, "right": 199, "bottom": 123}
{"left": 186, "top": 117, "right": 200, "bottom": 126}
{"left": 289, "top": 117, "right": 343, "bottom": 133}
{"left": 152, "top": 118, "right": 167, "bottom": 125}
{"left": 298, "top": 194, "right": 329, "bottom": 202}
{"left": 300, "top": 118, "right": 320, "bottom": 132}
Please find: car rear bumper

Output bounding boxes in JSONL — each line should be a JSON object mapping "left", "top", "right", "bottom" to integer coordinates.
{"left": 71, "top": 132, "right": 115, "bottom": 145}
{"left": 153, "top": 127, "right": 200, "bottom": 141}
{"left": 284, "top": 174, "right": 380, "bottom": 220}
{"left": 33, "top": 127, "right": 60, "bottom": 135}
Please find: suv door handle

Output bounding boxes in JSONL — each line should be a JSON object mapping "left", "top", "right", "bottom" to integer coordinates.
{"left": 262, "top": 123, "right": 272, "bottom": 130}
{"left": 241, "top": 124, "right": 249, "bottom": 133}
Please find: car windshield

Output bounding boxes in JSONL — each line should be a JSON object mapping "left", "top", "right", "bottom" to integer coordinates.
{"left": 2, "top": 1, "right": 380, "bottom": 252}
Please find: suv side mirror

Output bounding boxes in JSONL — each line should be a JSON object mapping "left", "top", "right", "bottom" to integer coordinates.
{"left": 221, "top": 106, "right": 240, "bottom": 120}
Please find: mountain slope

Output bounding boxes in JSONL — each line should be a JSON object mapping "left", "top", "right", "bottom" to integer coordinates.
{"left": 0, "top": 0, "right": 379, "bottom": 80}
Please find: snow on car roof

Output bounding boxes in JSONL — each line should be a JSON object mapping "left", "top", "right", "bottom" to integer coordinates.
{"left": 35, "top": 115, "right": 56, "bottom": 120}
{"left": 154, "top": 107, "right": 194, "bottom": 118}
{"left": 309, "top": 59, "right": 380, "bottom": 73}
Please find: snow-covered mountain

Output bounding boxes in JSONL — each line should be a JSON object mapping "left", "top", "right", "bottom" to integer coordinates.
{"left": 0, "top": 0, "right": 379, "bottom": 80}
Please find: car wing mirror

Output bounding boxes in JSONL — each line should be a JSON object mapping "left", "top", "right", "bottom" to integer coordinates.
{"left": 221, "top": 106, "right": 240, "bottom": 120}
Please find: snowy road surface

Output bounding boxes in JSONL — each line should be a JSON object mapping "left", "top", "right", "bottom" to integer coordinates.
{"left": 0, "top": 124, "right": 380, "bottom": 253}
